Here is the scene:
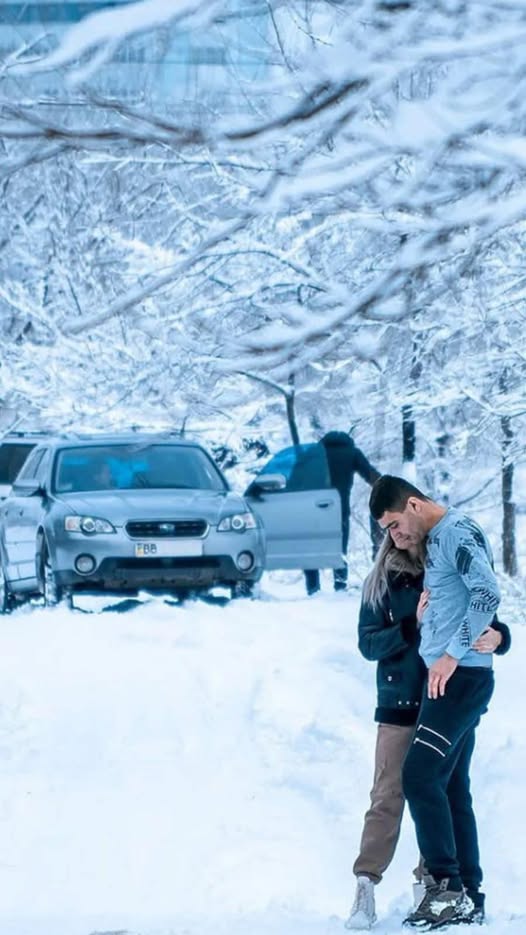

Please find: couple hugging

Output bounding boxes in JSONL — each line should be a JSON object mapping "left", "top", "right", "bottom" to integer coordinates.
{"left": 347, "top": 476, "right": 510, "bottom": 932}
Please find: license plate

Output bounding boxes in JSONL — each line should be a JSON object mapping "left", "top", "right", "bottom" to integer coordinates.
{"left": 135, "top": 540, "right": 203, "bottom": 558}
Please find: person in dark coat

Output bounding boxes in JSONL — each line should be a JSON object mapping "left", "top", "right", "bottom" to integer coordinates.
{"left": 304, "top": 431, "right": 380, "bottom": 595}
{"left": 345, "top": 530, "right": 511, "bottom": 930}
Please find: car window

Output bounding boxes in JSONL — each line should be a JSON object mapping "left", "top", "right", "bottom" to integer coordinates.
{"left": 53, "top": 445, "right": 227, "bottom": 493}
{"left": 35, "top": 450, "right": 50, "bottom": 485}
{"left": 14, "top": 447, "right": 43, "bottom": 482}
{"left": 0, "top": 443, "right": 37, "bottom": 483}
{"left": 251, "top": 443, "right": 331, "bottom": 492}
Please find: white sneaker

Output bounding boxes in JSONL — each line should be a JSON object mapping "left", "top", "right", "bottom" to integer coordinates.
{"left": 345, "top": 876, "right": 377, "bottom": 930}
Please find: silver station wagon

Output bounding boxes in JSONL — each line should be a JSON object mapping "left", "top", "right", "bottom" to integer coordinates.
{"left": 0, "top": 435, "right": 343, "bottom": 608}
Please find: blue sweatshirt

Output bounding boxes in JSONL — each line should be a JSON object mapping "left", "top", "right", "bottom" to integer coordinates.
{"left": 421, "top": 509, "right": 500, "bottom": 668}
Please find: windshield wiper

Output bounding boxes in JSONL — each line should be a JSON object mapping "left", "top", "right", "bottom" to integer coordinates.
{"left": 132, "top": 476, "right": 195, "bottom": 489}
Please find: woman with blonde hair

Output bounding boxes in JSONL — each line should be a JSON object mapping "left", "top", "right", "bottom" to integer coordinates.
{"left": 346, "top": 531, "right": 510, "bottom": 930}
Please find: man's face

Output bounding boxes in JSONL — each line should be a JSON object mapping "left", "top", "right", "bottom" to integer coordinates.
{"left": 378, "top": 498, "right": 425, "bottom": 549}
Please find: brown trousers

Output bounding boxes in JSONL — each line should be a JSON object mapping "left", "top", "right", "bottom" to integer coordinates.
{"left": 353, "top": 723, "right": 423, "bottom": 883}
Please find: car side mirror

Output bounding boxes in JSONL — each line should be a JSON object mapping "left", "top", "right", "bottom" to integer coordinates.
{"left": 12, "top": 480, "right": 46, "bottom": 497}
{"left": 250, "top": 473, "right": 287, "bottom": 493}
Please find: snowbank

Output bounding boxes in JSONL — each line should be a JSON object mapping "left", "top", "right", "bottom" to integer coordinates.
{"left": 0, "top": 574, "right": 523, "bottom": 934}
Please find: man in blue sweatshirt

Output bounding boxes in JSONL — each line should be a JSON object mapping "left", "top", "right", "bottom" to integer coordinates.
{"left": 369, "top": 475, "right": 501, "bottom": 930}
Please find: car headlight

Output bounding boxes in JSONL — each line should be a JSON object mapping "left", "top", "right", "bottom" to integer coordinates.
{"left": 65, "top": 515, "right": 116, "bottom": 535}
{"left": 217, "top": 512, "right": 257, "bottom": 533}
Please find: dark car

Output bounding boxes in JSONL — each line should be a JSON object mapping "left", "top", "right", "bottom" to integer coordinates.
{"left": 0, "top": 432, "right": 48, "bottom": 500}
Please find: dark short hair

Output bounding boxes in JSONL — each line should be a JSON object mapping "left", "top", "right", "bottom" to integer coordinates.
{"left": 369, "top": 475, "right": 429, "bottom": 520}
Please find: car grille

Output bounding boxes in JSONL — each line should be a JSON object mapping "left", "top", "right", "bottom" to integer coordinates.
{"left": 109, "top": 558, "right": 221, "bottom": 570}
{"left": 89, "top": 556, "right": 225, "bottom": 590}
{"left": 126, "top": 519, "right": 208, "bottom": 539}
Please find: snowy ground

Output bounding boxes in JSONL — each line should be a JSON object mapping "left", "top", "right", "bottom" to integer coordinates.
{"left": 0, "top": 571, "right": 524, "bottom": 935}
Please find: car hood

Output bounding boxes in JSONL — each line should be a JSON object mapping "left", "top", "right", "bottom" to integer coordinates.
{"left": 55, "top": 489, "right": 249, "bottom": 526}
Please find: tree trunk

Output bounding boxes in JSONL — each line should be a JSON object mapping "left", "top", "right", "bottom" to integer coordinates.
{"left": 501, "top": 413, "right": 518, "bottom": 577}
{"left": 401, "top": 322, "right": 421, "bottom": 481}
{"left": 402, "top": 404, "right": 416, "bottom": 463}
{"left": 401, "top": 403, "right": 417, "bottom": 482}
{"left": 286, "top": 374, "right": 300, "bottom": 445}
{"left": 436, "top": 431, "right": 451, "bottom": 504}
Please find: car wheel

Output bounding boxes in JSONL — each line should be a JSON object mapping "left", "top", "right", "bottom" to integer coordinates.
{"left": 0, "top": 560, "right": 12, "bottom": 614}
{"left": 172, "top": 588, "right": 191, "bottom": 602}
{"left": 41, "top": 545, "right": 63, "bottom": 607}
{"left": 230, "top": 581, "right": 255, "bottom": 600}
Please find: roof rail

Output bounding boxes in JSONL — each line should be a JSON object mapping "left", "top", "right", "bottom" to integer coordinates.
{"left": 2, "top": 430, "right": 49, "bottom": 438}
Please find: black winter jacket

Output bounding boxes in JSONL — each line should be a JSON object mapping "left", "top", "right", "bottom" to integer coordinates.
{"left": 358, "top": 570, "right": 512, "bottom": 727}
{"left": 320, "top": 432, "right": 379, "bottom": 510}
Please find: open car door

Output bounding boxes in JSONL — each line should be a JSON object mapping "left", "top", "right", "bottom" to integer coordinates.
{"left": 244, "top": 443, "right": 342, "bottom": 570}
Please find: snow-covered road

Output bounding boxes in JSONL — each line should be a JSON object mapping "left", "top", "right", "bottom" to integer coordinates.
{"left": 0, "top": 575, "right": 523, "bottom": 935}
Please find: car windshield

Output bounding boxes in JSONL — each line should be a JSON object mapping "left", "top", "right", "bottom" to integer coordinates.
{"left": 53, "top": 445, "right": 227, "bottom": 493}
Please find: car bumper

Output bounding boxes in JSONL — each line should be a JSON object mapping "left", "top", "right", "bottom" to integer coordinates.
{"left": 52, "top": 527, "right": 265, "bottom": 592}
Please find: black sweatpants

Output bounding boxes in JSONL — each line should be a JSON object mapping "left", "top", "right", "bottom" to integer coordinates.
{"left": 402, "top": 665, "right": 494, "bottom": 893}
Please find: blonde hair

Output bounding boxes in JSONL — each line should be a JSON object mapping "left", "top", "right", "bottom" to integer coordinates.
{"left": 363, "top": 531, "right": 424, "bottom": 610}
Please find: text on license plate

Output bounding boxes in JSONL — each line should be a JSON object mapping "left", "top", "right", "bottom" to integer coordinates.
{"left": 135, "top": 540, "right": 203, "bottom": 558}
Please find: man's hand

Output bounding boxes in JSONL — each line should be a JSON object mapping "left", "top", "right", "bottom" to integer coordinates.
{"left": 473, "top": 627, "right": 502, "bottom": 653}
{"left": 416, "top": 588, "right": 430, "bottom": 626}
{"left": 428, "top": 653, "right": 458, "bottom": 699}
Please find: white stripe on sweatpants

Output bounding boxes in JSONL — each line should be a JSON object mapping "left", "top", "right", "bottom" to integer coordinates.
{"left": 417, "top": 724, "right": 451, "bottom": 746}
{"left": 414, "top": 737, "right": 446, "bottom": 757}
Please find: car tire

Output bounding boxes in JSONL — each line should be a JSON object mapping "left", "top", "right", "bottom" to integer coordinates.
{"left": 230, "top": 581, "right": 255, "bottom": 600}
{"left": 0, "top": 560, "right": 12, "bottom": 614}
{"left": 40, "top": 542, "right": 63, "bottom": 607}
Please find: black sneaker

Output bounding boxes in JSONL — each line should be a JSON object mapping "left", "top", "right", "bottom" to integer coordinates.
{"left": 464, "top": 891, "right": 485, "bottom": 925}
{"left": 403, "top": 876, "right": 474, "bottom": 930}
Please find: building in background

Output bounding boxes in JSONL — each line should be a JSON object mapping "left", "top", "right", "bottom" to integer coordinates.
{"left": 0, "top": 0, "right": 271, "bottom": 111}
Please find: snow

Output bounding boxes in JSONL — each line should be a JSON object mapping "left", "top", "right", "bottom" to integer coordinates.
{"left": 3, "top": 1, "right": 526, "bottom": 928}
{"left": 0, "top": 574, "right": 523, "bottom": 935}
